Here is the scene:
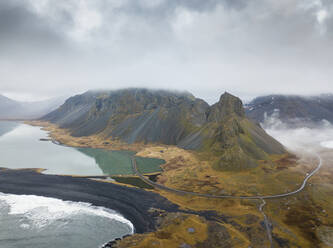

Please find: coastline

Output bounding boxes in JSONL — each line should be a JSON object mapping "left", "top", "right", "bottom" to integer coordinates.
{"left": 17, "top": 121, "right": 331, "bottom": 247}
{"left": 0, "top": 168, "right": 225, "bottom": 248}
{"left": 0, "top": 119, "right": 329, "bottom": 246}
{"left": 0, "top": 168, "right": 179, "bottom": 234}
{"left": 0, "top": 121, "right": 183, "bottom": 246}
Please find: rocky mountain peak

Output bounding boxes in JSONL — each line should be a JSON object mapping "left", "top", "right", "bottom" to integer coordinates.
{"left": 219, "top": 92, "right": 245, "bottom": 117}
{"left": 208, "top": 92, "right": 245, "bottom": 122}
{"left": 43, "top": 88, "right": 286, "bottom": 171}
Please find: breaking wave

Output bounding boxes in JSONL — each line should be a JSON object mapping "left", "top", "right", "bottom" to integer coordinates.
{"left": 0, "top": 192, "right": 134, "bottom": 232}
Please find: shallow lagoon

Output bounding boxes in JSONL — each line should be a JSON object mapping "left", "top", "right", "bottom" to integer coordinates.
{"left": 0, "top": 121, "right": 164, "bottom": 176}
{"left": 0, "top": 121, "right": 146, "bottom": 248}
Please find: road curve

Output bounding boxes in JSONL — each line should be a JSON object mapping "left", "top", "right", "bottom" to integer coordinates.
{"left": 132, "top": 154, "right": 322, "bottom": 200}
{"left": 132, "top": 154, "right": 322, "bottom": 248}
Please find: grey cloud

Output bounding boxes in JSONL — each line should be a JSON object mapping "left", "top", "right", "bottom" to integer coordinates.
{"left": 114, "top": 0, "right": 247, "bottom": 18}
{"left": 0, "top": 0, "right": 332, "bottom": 102}
{"left": 0, "top": 1, "right": 71, "bottom": 55}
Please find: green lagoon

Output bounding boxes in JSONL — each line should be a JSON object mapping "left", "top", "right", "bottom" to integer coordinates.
{"left": 0, "top": 121, "right": 164, "bottom": 176}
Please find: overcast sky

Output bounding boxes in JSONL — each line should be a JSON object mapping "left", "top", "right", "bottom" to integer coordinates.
{"left": 0, "top": 0, "right": 332, "bottom": 103}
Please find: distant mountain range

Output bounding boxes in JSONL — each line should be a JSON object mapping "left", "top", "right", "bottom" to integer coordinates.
{"left": 245, "top": 94, "right": 333, "bottom": 128}
{"left": 42, "top": 88, "right": 285, "bottom": 171}
{"left": 0, "top": 94, "right": 66, "bottom": 120}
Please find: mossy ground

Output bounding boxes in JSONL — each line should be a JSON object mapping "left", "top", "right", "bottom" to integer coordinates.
{"left": 27, "top": 121, "right": 333, "bottom": 247}
{"left": 114, "top": 212, "right": 254, "bottom": 248}
{"left": 111, "top": 176, "right": 154, "bottom": 189}
{"left": 116, "top": 214, "right": 209, "bottom": 248}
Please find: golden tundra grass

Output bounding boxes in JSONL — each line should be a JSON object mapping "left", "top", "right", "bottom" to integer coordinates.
{"left": 26, "top": 120, "right": 333, "bottom": 247}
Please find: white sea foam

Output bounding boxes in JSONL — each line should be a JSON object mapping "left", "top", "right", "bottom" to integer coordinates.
{"left": 19, "top": 223, "right": 30, "bottom": 229}
{"left": 0, "top": 193, "right": 134, "bottom": 232}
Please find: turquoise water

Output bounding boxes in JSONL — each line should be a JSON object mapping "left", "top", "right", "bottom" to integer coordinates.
{"left": 0, "top": 121, "right": 164, "bottom": 176}
{"left": 78, "top": 148, "right": 164, "bottom": 175}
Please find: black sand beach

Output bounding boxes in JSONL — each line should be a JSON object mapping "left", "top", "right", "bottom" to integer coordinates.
{"left": 0, "top": 168, "right": 179, "bottom": 234}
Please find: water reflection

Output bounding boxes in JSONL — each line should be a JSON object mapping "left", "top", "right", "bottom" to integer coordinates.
{"left": 0, "top": 121, "right": 164, "bottom": 176}
{"left": 0, "top": 121, "right": 19, "bottom": 137}
{"left": 76, "top": 148, "right": 135, "bottom": 175}
{"left": 76, "top": 148, "right": 165, "bottom": 175}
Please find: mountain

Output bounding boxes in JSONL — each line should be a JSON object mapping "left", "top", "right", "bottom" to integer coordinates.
{"left": 0, "top": 95, "right": 19, "bottom": 118}
{"left": 42, "top": 88, "right": 286, "bottom": 170}
{"left": 0, "top": 94, "right": 66, "bottom": 120}
{"left": 245, "top": 94, "right": 333, "bottom": 127}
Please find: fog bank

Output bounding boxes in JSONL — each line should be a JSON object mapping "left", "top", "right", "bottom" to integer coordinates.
{"left": 262, "top": 114, "right": 333, "bottom": 155}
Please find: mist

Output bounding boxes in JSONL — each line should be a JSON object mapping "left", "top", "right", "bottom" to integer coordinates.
{"left": 262, "top": 112, "right": 333, "bottom": 156}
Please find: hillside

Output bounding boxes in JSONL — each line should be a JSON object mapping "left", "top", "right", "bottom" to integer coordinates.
{"left": 245, "top": 94, "right": 333, "bottom": 127}
{"left": 42, "top": 89, "right": 285, "bottom": 170}
{"left": 0, "top": 95, "right": 20, "bottom": 119}
{"left": 0, "top": 94, "right": 66, "bottom": 120}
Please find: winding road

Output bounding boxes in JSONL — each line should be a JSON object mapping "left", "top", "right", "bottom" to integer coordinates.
{"left": 132, "top": 154, "right": 322, "bottom": 200}
{"left": 132, "top": 154, "right": 323, "bottom": 248}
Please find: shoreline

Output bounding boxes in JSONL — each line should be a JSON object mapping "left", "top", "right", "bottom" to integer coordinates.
{"left": 0, "top": 168, "right": 180, "bottom": 234}
{"left": 0, "top": 121, "right": 183, "bottom": 244}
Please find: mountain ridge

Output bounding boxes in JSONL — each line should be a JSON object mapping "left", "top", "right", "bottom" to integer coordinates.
{"left": 42, "top": 88, "right": 286, "bottom": 170}
{"left": 245, "top": 94, "right": 333, "bottom": 127}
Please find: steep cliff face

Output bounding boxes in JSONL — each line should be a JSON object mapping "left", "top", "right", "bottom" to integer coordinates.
{"left": 43, "top": 91, "right": 97, "bottom": 127}
{"left": 44, "top": 89, "right": 210, "bottom": 146}
{"left": 208, "top": 92, "right": 245, "bottom": 122}
{"left": 200, "top": 93, "right": 285, "bottom": 170}
{"left": 43, "top": 89, "right": 286, "bottom": 170}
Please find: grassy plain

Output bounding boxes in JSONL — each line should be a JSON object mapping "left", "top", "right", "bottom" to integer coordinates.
{"left": 26, "top": 120, "right": 333, "bottom": 247}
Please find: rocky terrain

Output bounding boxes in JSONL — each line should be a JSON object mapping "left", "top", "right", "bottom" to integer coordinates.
{"left": 42, "top": 88, "right": 285, "bottom": 170}
{"left": 245, "top": 94, "right": 333, "bottom": 127}
{"left": 29, "top": 89, "right": 333, "bottom": 247}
